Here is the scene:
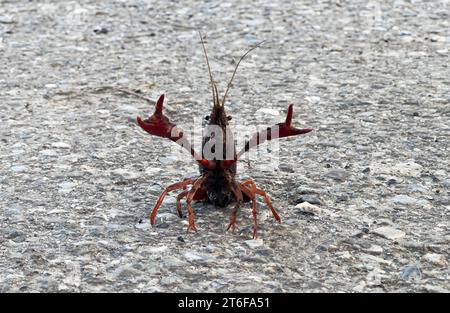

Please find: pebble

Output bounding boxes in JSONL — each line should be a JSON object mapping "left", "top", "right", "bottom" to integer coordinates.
{"left": 119, "top": 105, "right": 138, "bottom": 114}
{"left": 372, "top": 226, "right": 406, "bottom": 240}
{"left": 7, "top": 230, "right": 27, "bottom": 243}
{"left": 305, "top": 96, "right": 321, "bottom": 104}
{"left": 296, "top": 195, "right": 321, "bottom": 205}
{"left": 255, "top": 108, "right": 279, "bottom": 116}
{"left": 148, "top": 246, "right": 168, "bottom": 254}
{"left": 391, "top": 195, "right": 418, "bottom": 205}
{"left": 158, "top": 156, "right": 179, "bottom": 165}
{"left": 422, "top": 253, "right": 447, "bottom": 267}
{"left": 113, "top": 265, "right": 141, "bottom": 279}
{"left": 399, "top": 241, "right": 427, "bottom": 251}
{"left": 10, "top": 165, "right": 28, "bottom": 173}
{"left": 442, "top": 179, "right": 450, "bottom": 188}
{"left": 295, "top": 202, "right": 321, "bottom": 215}
{"left": 39, "top": 149, "right": 58, "bottom": 156}
{"left": 160, "top": 276, "right": 181, "bottom": 286}
{"left": 401, "top": 265, "right": 422, "bottom": 282}
{"left": 387, "top": 161, "right": 422, "bottom": 177}
{"left": 51, "top": 142, "right": 71, "bottom": 149}
{"left": 135, "top": 219, "right": 150, "bottom": 230}
{"left": 324, "top": 169, "right": 349, "bottom": 181}
{"left": 58, "top": 181, "right": 76, "bottom": 193}
{"left": 245, "top": 239, "right": 264, "bottom": 249}
{"left": 352, "top": 280, "right": 366, "bottom": 292}
{"left": 93, "top": 26, "right": 108, "bottom": 34}
{"left": 179, "top": 86, "right": 191, "bottom": 93}
{"left": 361, "top": 244, "right": 383, "bottom": 255}
{"left": 183, "top": 251, "right": 206, "bottom": 262}
{"left": 163, "top": 256, "right": 187, "bottom": 268}
{"left": 111, "top": 168, "right": 140, "bottom": 180}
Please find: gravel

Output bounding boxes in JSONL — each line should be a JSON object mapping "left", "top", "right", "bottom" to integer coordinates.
{"left": 1, "top": 0, "right": 449, "bottom": 292}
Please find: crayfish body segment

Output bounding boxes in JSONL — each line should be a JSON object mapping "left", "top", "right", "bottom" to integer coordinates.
{"left": 136, "top": 34, "right": 312, "bottom": 239}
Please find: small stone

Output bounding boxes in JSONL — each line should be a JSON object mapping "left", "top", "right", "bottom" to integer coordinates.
{"left": 93, "top": 27, "right": 108, "bottom": 34}
{"left": 10, "top": 165, "right": 28, "bottom": 173}
{"left": 183, "top": 251, "right": 204, "bottom": 262}
{"left": 408, "top": 184, "right": 427, "bottom": 193}
{"left": 442, "top": 179, "right": 450, "bottom": 188}
{"left": 245, "top": 239, "right": 264, "bottom": 249}
{"left": 7, "top": 230, "right": 26, "bottom": 243}
{"left": 387, "top": 178, "right": 397, "bottom": 186}
{"left": 58, "top": 181, "right": 76, "bottom": 193}
{"left": 177, "top": 236, "right": 185, "bottom": 243}
{"left": 179, "top": 86, "right": 191, "bottom": 93}
{"left": 329, "top": 44, "right": 343, "bottom": 52}
{"left": 163, "top": 256, "right": 187, "bottom": 267}
{"left": 135, "top": 219, "right": 150, "bottom": 230}
{"left": 296, "top": 195, "right": 321, "bottom": 205}
{"left": 119, "top": 105, "right": 138, "bottom": 114}
{"left": 305, "top": 96, "right": 321, "bottom": 104}
{"left": 401, "top": 265, "right": 422, "bottom": 282}
{"left": 295, "top": 202, "right": 321, "bottom": 215}
{"left": 360, "top": 254, "right": 392, "bottom": 265}
{"left": 372, "top": 226, "right": 406, "bottom": 240}
{"left": 422, "top": 253, "right": 447, "bottom": 267}
{"left": 158, "top": 156, "right": 179, "bottom": 165}
{"left": 336, "top": 193, "right": 349, "bottom": 202}
{"left": 362, "top": 244, "right": 383, "bottom": 255}
{"left": 51, "top": 142, "right": 71, "bottom": 149}
{"left": 392, "top": 195, "right": 418, "bottom": 205}
{"left": 324, "top": 169, "right": 349, "bottom": 182}
{"left": 392, "top": 162, "right": 422, "bottom": 177}
{"left": 160, "top": 276, "right": 181, "bottom": 286}
{"left": 148, "top": 246, "right": 168, "bottom": 254}
{"left": 111, "top": 168, "right": 140, "bottom": 180}
{"left": 352, "top": 280, "right": 366, "bottom": 292}
{"left": 113, "top": 265, "right": 140, "bottom": 279}
{"left": 156, "top": 222, "right": 169, "bottom": 229}
{"left": 39, "top": 149, "right": 58, "bottom": 156}
{"left": 256, "top": 108, "right": 279, "bottom": 116}
{"left": 400, "top": 241, "right": 427, "bottom": 251}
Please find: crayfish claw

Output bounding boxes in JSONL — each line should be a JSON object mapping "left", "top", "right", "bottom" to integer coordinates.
{"left": 154, "top": 94, "right": 165, "bottom": 115}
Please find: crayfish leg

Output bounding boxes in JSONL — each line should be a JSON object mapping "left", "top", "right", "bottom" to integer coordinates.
{"left": 176, "top": 190, "right": 189, "bottom": 218}
{"left": 184, "top": 176, "right": 207, "bottom": 233}
{"left": 176, "top": 187, "right": 207, "bottom": 218}
{"left": 254, "top": 187, "right": 281, "bottom": 223}
{"left": 227, "top": 186, "right": 244, "bottom": 233}
{"left": 241, "top": 178, "right": 281, "bottom": 224}
{"left": 239, "top": 184, "right": 259, "bottom": 239}
{"left": 150, "top": 178, "right": 196, "bottom": 226}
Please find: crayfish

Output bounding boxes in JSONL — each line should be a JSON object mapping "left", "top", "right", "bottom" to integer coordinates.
{"left": 136, "top": 34, "right": 312, "bottom": 239}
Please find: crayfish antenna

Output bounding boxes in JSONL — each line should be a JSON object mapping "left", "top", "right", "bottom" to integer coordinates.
{"left": 221, "top": 40, "right": 265, "bottom": 107}
{"left": 199, "top": 31, "right": 219, "bottom": 108}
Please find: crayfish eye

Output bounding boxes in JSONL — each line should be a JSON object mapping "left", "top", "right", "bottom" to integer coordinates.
{"left": 227, "top": 116, "right": 232, "bottom": 121}
{"left": 204, "top": 115, "right": 210, "bottom": 121}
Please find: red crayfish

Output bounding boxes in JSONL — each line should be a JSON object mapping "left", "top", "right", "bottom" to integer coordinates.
{"left": 137, "top": 34, "right": 312, "bottom": 238}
